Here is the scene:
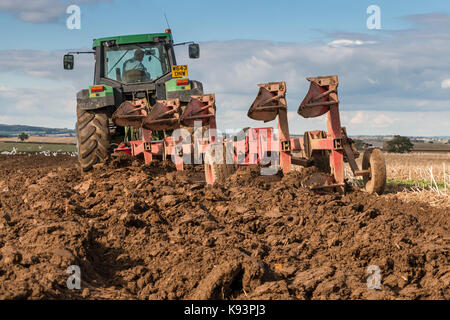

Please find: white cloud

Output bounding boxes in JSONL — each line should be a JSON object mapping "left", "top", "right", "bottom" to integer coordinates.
{"left": 0, "top": 0, "right": 65, "bottom": 23}
{"left": 0, "top": 49, "right": 93, "bottom": 128}
{"left": 328, "top": 39, "right": 376, "bottom": 47}
{"left": 348, "top": 111, "right": 393, "bottom": 128}
{"left": 0, "top": 0, "right": 110, "bottom": 23}
{"left": 343, "top": 110, "right": 450, "bottom": 136}
{"left": 441, "top": 79, "right": 450, "bottom": 89}
{"left": 0, "top": 86, "right": 76, "bottom": 128}
{"left": 0, "top": 49, "right": 94, "bottom": 88}
{"left": 373, "top": 114, "right": 394, "bottom": 128}
{"left": 349, "top": 111, "right": 367, "bottom": 125}
{"left": 367, "top": 77, "right": 379, "bottom": 85}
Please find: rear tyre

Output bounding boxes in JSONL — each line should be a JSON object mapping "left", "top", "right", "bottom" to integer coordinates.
{"left": 77, "top": 106, "right": 111, "bottom": 173}
{"left": 362, "top": 148, "right": 386, "bottom": 194}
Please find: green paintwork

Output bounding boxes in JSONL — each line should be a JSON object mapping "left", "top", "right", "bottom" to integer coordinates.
{"left": 165, "top": 78, "right": 191, "bottom": 95}
{"left": 92, "top": 33, "right": 173, "bottom": 48}
{"left": 88, "top": 84, "right": 113, "bottom": 98}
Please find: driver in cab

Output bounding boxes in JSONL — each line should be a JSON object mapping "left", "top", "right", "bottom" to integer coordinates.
{"left": 122, "top": 49, "right": 151, "bottom": 82}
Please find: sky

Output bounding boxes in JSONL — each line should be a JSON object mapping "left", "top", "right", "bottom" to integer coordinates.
{"left": 0, "top": 0, "right": 449, "bottom": 136}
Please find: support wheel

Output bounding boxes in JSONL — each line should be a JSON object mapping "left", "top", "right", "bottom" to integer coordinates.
{"left": 362, "top": 148, "right": 386, "bottom": 194}
{"left": 77, "top": 106, "right": 111, "bottom": 173}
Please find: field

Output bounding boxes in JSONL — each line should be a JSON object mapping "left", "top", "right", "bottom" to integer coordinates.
{"left": 0, "top": 141, "right": 77, "bottom": 154}
{"left": 345, "top": 152, "right": 450, "bottom": 208}
{"left": 412, "top": 143, "right": 450, "bottom": 152}
{"left": 0, "top": 152, "right": 448, "bottom": 300}
{"left": 384, "top": 153, "right": 449, "bottom": 187}
{"left": 0, "top": 136, "right": 76, "bottom": 144}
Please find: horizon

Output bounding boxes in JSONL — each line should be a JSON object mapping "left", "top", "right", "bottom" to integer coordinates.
{"left": 0, "top": 123, "right": 449, "bottom": 139}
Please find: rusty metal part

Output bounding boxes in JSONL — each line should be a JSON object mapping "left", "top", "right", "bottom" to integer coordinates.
{"left": 303, "top": 130, "right": 327, "bottom": 159}
{"left": 341, "top": 127, "right": 360, "bottom": 162}
{"left": 142, "top": 99, "right": 181, "bottom": 131}
{"left": 180, "top": 94, "right": 216, "bottom": 127}
{"left": 114, "top": 94, "right": 217, "bottom": 173}
{"left": 298, "top": 75, "right": 339, "bottom": 118}
{"left": 354, "top": 169, "right": 371, "bottom": 176}
{"left": 296, "top": 75, "right": 345, "bottom": 192}
{"left": 247, "top": 82, "right": 287, "bottom": 122}
{"left": 112, "top": 100, "right": 147, "bottom": 128}
{"left": 291, "top": 157, "right": 313, "bottom": 167}
{"left": 246, "top": 82, "right": 291, "bottom": 173}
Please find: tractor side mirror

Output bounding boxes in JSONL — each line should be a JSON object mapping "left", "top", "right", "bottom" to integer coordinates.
{"left": 63, "top": 54, "right": 74, "bottom": 70}
{"left": 188, "top": 43, "right": 200, "bottom": 59}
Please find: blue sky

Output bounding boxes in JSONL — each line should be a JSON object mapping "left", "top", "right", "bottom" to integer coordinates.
{"left": 1, "top": 0, "right": 449, "bottom": 50}
{"left": 0, "top": 0, "right": 449, "bottom": 136}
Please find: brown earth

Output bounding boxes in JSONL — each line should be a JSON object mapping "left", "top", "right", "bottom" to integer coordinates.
{"left": 0, "top": 154, "right": 448, "bottom": 300}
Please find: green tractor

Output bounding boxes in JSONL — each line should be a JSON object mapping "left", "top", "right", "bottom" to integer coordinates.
{"left": 64, "top": 30, "right": 211, "bottom": 172}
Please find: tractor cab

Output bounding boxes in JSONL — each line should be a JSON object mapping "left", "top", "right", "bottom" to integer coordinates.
{"left": 104, "top": 43, "right": 169, "bottom": 84}
{"left": 64, "top": 30, "right": 199, "bottom": 88}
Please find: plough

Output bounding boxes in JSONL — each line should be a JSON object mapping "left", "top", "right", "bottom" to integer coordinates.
{"left": 112, "top": 94, "right": 217, "bottom": 171}
{"left": 113, "top": 75, "right": 386, "bottom": 194}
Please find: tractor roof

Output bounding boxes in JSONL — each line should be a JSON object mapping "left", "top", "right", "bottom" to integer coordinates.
{"left": 92, "top": 32, "right": 173, "bottom": 48}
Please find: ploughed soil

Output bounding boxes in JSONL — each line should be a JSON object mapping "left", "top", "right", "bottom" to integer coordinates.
{"left": 0, "top": 154, "right": 448, "bottom": 300}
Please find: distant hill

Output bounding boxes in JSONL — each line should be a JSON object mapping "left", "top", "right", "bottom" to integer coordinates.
{"left": 0, "top": 124, "right": 75, "bottom": 137}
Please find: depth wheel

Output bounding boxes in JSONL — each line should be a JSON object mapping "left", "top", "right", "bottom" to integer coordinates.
{"left": 362, "top": 148, "right": 386, "bottom": 194}
{"left": 77, "top": 106, "right": 111, "bottom": 173}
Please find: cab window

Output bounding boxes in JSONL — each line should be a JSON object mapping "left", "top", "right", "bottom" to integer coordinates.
{"left": 104, "top": 43, "right": 170, "bottom": 84}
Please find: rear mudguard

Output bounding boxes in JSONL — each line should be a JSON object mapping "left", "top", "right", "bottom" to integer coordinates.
{"left": 77, "top": 89, "right": 115, "bottom": 110}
